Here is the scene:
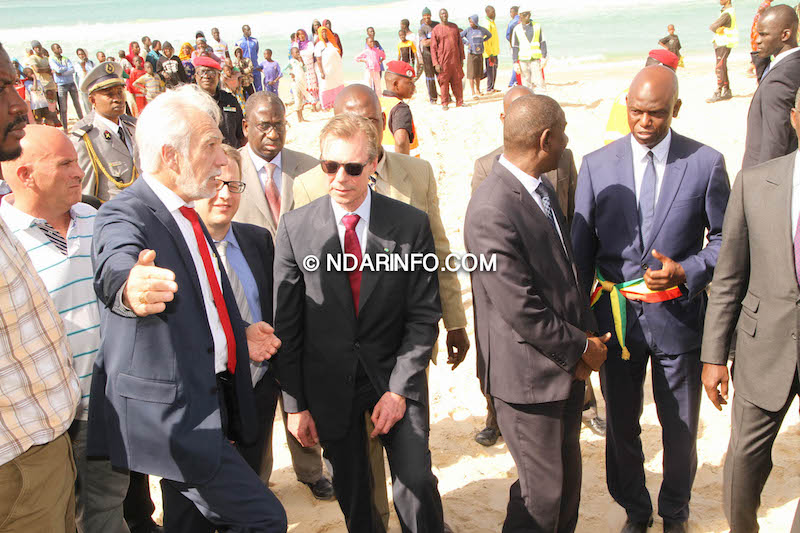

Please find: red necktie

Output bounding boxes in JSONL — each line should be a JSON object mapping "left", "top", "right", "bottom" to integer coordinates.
{"left": 179, "top": 206, "right": 237, "bottom": 374}
{"left": 264, "top": 163, "right": 281, "bottom": 226}
{"left": 342, "top": 214, "right": 362, "bottom": 315}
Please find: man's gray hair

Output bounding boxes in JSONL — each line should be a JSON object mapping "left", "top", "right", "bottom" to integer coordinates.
{"left": 135, "top": 84, "right": 221, "bottom": 174}
{"left": 320, "top": 114, "right": 380, "bottom": 163}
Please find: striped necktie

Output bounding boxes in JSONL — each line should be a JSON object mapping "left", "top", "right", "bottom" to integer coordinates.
{"left": 37, "top": 221, "right": 68, "bottom": 255}
{"left": 215, "top": 240, "right": 253, "bottom": 323}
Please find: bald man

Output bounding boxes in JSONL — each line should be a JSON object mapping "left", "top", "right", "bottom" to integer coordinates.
{"left": 466, "top": 94, "right": 606, "bottom": 532}
{"left": 470, "top": 85, "right": 605, "bottom": 447}
{"left": 1, "top": 125, "right": 129, "bottom": 533}
{"left": 572, "top": 66, "right": 730, "bottom": 533}
{"left": 742, "top": 4, "right": 800, "bottom": 169}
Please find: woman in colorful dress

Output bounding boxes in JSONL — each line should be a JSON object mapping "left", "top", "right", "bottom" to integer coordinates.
{"left": 314, "top": 27, "right": 344, "bottom": 110}
{"left": 179, "top": 42, "right": 195, "bottom": 82}
{"left": 295, "top": 29, "right": 320, "bottom": 111}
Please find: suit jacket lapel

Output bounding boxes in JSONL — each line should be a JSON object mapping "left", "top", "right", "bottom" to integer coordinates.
{"left": 241, "top": 150, "right": 274, "bottom": 233}
{"left": 232, "top": 224, "right": 268, "bottom": 299}
{"left": 136, "top": 180, "right": 205, "bottom": 303}
{"left": 617, "top": 136, "right": 644, "bottom": 256}
{"left": 311, "top": 198, "right": 357, "bottom": 317}
{"left": 359, "top": 194, "right": 397, "bottom": 313}
{"left": 643, "top": 135, "right": 688, "bottom": 254}
{"left": 765, "top": 154, "right": 798, "bottom": 293}
{"left": 382, "top": 153, "right": 412, "bottom": 204}
{"left": 279, "top": 150, "right": 295, "bottom": 215}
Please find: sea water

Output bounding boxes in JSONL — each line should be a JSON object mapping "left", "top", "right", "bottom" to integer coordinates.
{"left": 0, "top": 0, "right": 773, "bottom": 77}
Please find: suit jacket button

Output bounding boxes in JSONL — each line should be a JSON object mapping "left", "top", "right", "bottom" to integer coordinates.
{"left": 207, "top": 347, "right": 213, "bottom": 354}
{"left": 354, "top": 341, "right": 360, "bottom": 350}
{"left": 345, "top": 375, "right": 353, "bottom": 384}
{"left": 641, "top": 263, "right": 648, "bottom": 271}
{"left": 793, "top": 333, "right": 797, "bottom": 340}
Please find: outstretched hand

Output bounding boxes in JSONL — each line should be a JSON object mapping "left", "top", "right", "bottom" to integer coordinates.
{"left": 123, "top": 249, "right": 178, "bottom": 317}
{"left": 246, "top": 321, "right": 281, "bottom": 362}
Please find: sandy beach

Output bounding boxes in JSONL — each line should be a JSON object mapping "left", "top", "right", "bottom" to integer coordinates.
{"left": 139, "top": 53, "right": 799, "bottom": 532}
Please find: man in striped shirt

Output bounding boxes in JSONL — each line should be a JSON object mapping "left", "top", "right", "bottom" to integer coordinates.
{"left": 1, "top": 124, "right": 129, "bottom": 533}
{"left": 0, "top": 43, "right": 81, "bottom": 533}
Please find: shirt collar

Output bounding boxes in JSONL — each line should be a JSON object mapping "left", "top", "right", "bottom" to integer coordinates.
{"left": 331, "top": 188, "right": 372, "bottom": 227}
{"left": 769, "top": 46, "right": 800, "bottom": 69}
{"left": 630, "top": 129, "right": 672, "bottom": 164}
{"left": 94, "top": 112, "right": 121, "bottom": 134}
{"left": 143, "top": 173, "right": 194, "bottom": 212}
{"left": 498, "top": 155, "right": 542, "bottom": 197}
{"left": 219, "top": 225, "right": 241, "bottom": 250}
{"left": 0, "top": 194, "right": 80, "bottom": 232}
{"left": 248, "top": 145, "right": 282, "bottom": 174}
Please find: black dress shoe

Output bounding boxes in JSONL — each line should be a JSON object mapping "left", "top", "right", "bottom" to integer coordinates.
{"left": 474, "top": 427, "right": 501, "bottom": 446}
{"left": 663, "top": 520, "right": 688, "bottom": 533}
{"left": 621, "top": 516, "right": 653, "bottom": 533}
{"left": 304, "top": 477, "right": 335, "bottom": 500}
{"left": 583, "top": 416, "right": 607, "bottom": 436}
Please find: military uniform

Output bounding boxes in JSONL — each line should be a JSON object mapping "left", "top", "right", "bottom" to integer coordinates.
{"left": 71, "top": 61, "right": 140, "bottom": 203}
{"left": 72, "top": 111, "right": 139, "bottom": 202}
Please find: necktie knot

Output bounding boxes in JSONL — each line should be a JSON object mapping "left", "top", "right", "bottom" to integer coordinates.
{"left": 216, "top": 239, "right": 228, "bottom": 257}
{"left": 178, "top": 205, "right": 197, "bottom": 222}
{"left": 342, "top": 213, "right": 360, "bottom": 232}
{"left": 266, "top": 162, "right": 277, "bottom": 180}
{"left": 646, "top": 150, "right": 654, "bottom": 163}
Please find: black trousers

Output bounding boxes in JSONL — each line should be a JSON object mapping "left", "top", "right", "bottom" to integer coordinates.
{"left": 421, "top": 49, "right": 438, "bottom": 103}
{"left": 715, "top": 46, "right": 732, "bottom": 88}
{"left": 124, "top": 471, "right": 157, "bottom": 532}
{"left": 492, "top": 381, "right": 584, "bottom": 533}
{"left": 321, "top": 378, "right": 444, "bottom": 533}
{"left": 485, "top": 56, "right": 498, "bottom": 91}
{"left": 162, "top": 375, "right": 281, "bottom": 533}
{"left": 601, "top": 342, "right": 702, "bottom": 523}
{"left": 723, "top": 372, "right": 799, "bottom": 532}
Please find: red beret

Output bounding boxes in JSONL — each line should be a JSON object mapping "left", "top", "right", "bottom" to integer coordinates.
{"left": 192, "top": 56, "right": 221, "bottom": 70}
{"left": 385, "top": 60, "right": 415, "bottom": 78}
{"left": 647, "top": 49, "right": 680, "bottom": 71}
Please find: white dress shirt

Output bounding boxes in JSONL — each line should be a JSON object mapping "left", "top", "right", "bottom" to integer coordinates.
{"left": 331, "top": 189, "right": 371, "bottom": 255}
{"left": 631, "top": 129, "right": 671, "bottom": 205}
{"left": 499, "top": 155, "right": 567, "bottom": 253}
{"left": 143, "top": 174, "right": 229, "bottom": 373}
{"left": 768, "top": 46, "right": 800, "bottom": 72}
{"left": 792, "top": 151, "right": 800, "bottom": 240}
{"left": 248, "top": 146, "right": 282, "bottom": 195}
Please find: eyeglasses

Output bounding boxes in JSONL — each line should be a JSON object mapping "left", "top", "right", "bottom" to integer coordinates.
{"left": 320, "top": 160, "right": 369, "bottom": 176}
{"left": 254, "top": 121, "right": 286, "bottom": 133}
{"left": 196, "top": 68, "right": 219, "bottom": 78}
{"left": 214, "top": 179, "right": 246, "bottom": 193}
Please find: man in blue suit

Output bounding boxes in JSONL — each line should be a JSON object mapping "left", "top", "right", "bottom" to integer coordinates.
{"left": 571, "top": 66, "right": 730, "bottom": 533}
{"left": 90, "top": 84, "right": 286, "bottom": 532}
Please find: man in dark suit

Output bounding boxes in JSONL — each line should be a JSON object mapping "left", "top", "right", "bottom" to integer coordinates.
{"left": 160, "top": 144, "right": 281, "bottom": 533}
{"left": 90, "top": 84, "right": 286, "bottom": 532}
{"left": 701, "top": 97, "right": 800, "bottom": 533}
{"left": 466, "top": 94, "right": 609, "bottom": 532}
{"left": 470, "top": 85, "right": 606, "bottom": 446}
{"left": 743, "top": 5, "right": 800, "bottom": 169}
{"left": 572, "top": 66, "right": 730, "bottom": 533}
{"left": 274, "top": 113, "right": 445, "bottom": 532}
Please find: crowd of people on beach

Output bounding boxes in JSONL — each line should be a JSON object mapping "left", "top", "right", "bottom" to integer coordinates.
{"left": 2, "top": 1, "right": 800, "bottom": 533}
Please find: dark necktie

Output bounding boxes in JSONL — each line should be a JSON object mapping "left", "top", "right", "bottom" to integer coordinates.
{"left": 118, "top": 127, "right": 127, "bottom": 148}
{"left": 179, "top": 206, "right": 237, "bottom": 374}
{"left": 639, "top": 151, "right": 657, "bottom": 247}
{"left": 342, "top": 214, "right": 362, "bottom": 315}
{"left": 535, "top": 181, "right": 559, "bottom": 233}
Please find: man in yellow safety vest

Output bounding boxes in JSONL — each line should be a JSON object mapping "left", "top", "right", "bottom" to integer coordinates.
{"left": 511, "top": 7, "right": 547, "bottom": 92}
{"left": 708, "top": 0, "right": 738, "bottom": 102}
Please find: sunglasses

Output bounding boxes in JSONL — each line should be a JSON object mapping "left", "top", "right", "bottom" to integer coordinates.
{"left": 320, "top": 160, "right": 369, "bottom": 176}
{"left": 214, "top": 179, "right": 246, "bottom": 193}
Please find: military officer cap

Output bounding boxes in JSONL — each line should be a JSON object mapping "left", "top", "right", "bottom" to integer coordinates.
{"left": 80, "top": 61, "right": 126, "bottom": 94}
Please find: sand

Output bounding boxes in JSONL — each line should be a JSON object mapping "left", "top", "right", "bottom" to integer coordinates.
{"left": 146, "top": 53, "right": 800, "bottom": 532}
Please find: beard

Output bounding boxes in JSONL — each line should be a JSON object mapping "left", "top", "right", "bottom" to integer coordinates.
{"left": 176, "top": 163, "right": 218, "bottom": 201}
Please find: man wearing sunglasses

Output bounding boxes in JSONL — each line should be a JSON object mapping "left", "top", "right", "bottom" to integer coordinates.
{"left": 194, "top": 56, "right": 245, "bottom": 148}
{"left": 275, "top": 113, "right": 445, "bottom": 532}
{"left": 293, "top": 83, "right": 467, "bottom": 531}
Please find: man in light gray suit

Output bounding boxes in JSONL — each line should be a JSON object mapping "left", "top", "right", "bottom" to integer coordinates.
{"left": 232, "top": 91, "right": 333, "bottom": 501}
{"left": 701, "top": 91, "right": 800, "bottom": 533}
{"left": 234, "top": 92, "right": 318, "bottom": 240}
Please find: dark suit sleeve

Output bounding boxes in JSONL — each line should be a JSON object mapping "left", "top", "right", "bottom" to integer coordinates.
{"left": 570, "top": 159, "right": 599, "bottom": 296}
{"left": 758, "top": 78, "right": 799, "bottom": 165}
{"left": 678, "top": 153, "right": 730, "bottom": 298}
{"left": 92, "top": 200, "right": 148, "bottom": 311}
{"left": 566, "top": 151, "right": 578, "bottom": 229}
{"left": 468, "top": 203, "right": 587, "bottom": 371}
{"left": 389, "top": 215, "right": 442, "bottom": 400}
{"left": 272, "top": 219, "right": 307, "bottom": 412}
{"left": 701, "top": 171, "right": 749, "bottom": 365}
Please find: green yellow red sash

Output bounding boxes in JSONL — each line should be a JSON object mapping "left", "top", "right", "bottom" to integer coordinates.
{"left": 589, "top": 270, "right": 682, "bottom": 360}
